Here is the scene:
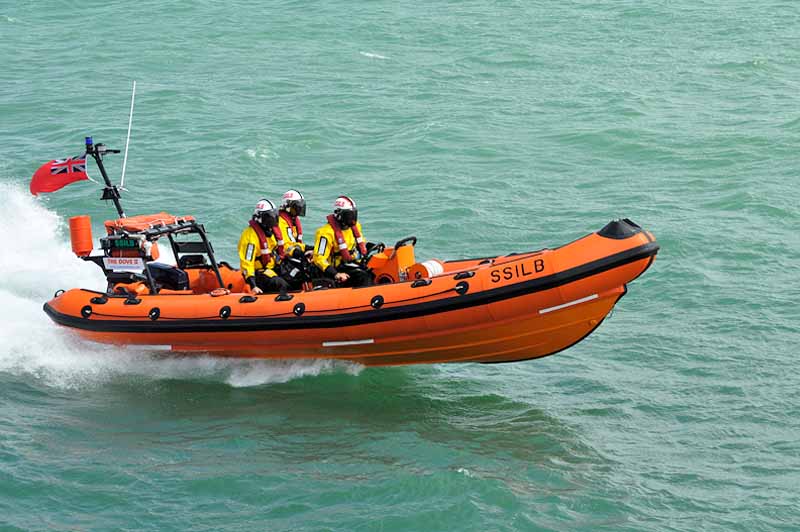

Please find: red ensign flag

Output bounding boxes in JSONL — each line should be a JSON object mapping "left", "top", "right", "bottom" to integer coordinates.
{"left": 29, "top": 155, "right": 89, "bottom": 196}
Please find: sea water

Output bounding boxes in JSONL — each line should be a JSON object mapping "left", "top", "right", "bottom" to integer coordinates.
{"left": 1, "top": 1, "right": 798, "bottom": 530}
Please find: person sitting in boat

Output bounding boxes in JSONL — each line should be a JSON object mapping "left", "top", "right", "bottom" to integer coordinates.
{"left": 312, "top": 195, "right": 373, "bottom": 288}
{"left": 237, "top": 198, "right": 290, "bottom": 295}
{"left": 275, "top": 189, "right": 312, "bottom": 290}
{"left": 276, "top": 189, "right": 308, "bottom": 256}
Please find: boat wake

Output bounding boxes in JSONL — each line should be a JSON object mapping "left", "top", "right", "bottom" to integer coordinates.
{"left": 0, "top": 183, "right": 362, "bottom": 389}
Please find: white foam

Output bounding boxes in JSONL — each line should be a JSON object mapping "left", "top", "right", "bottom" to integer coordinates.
{"left": 0, "top": 184, "right": 105, "bottom": 299}
{"left": 359, "top": 51, "right": 388, "bottom": 60}
{"left": 456, "top": 467, "right": 475, "bottom": 478}
{"left": 245, "top": 146, "right": 279, "bottom": 160}
{"left": 0, "top": 183, "right": 362, "bottom": 388}
{"left": 226, "top": 358, "right": 362, "bottom": 387}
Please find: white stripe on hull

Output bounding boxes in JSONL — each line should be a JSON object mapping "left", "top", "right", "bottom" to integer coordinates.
{"left": 538, "top": 294, "right": 599, "bottom": 314}
{"left": 322, "top": 339, "right": 375, "bottom": 347}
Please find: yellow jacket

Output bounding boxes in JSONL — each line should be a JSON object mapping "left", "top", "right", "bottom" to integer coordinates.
{"left": 313, "top": 221, "right": 365, "bottom": 274}
{"left": 238, "top": 225, "right": 278, "bottom": 279}
{"left": 276, "top": 215, "right": 304, "bottom": 257}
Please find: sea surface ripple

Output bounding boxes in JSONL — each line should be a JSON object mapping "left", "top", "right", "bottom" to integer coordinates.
{"left": 1, "top": 1, "right": 798, "bottom": 530}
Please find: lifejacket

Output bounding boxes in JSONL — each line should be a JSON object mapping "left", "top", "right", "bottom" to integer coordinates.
{"left": 275, "top": 211, "right": 303, "bottom": 259}
{"left": 248, "top": 220, "right": 274, "bottom": 262}
{"left": 326, "top": 214, "right": 366, "bottom": 263}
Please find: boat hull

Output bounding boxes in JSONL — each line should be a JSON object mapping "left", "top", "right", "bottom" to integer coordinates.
{"left": 44, "top": 222, "right": 658, "bottom": 366}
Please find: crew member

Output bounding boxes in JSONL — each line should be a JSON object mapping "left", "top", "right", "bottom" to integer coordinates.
{"left": 312, "top": 196, "right": 373, "bottom": 287}
{"left": 238, "top": 199, "right": 289, "bottom": 295}
{"left": 275, "top": 189, "right": 307, "bottom": 259}
{"left": 275, "top": 189, "right": 310, "bottom": 289}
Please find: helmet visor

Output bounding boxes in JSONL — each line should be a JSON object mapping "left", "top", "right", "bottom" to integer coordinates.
{"left": 291, "top": 199, "right": 306, "bottom": 217}
{"left": 257, "top": 208, "right": 279, "bottom": 227}
{"left": 339, "top": 208, "right": 357, "bottom": 227}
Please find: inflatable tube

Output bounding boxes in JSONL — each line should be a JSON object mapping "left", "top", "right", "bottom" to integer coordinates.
{"left": 44, "top": 219, "right": 658, "bottom": 366}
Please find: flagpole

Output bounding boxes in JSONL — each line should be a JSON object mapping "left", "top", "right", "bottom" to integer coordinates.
{"left": 120, "top": 80, "right": 136, "bottom": 189}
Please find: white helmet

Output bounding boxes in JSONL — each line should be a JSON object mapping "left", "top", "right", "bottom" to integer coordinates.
{"left": 280, "top": 189, "right": 306, "bottom": 217}
{"left": 253, "top": 198, "right": 278, "bottom": 227}
{"left": 333, "top": 195, "right": 357, "bottom": 227}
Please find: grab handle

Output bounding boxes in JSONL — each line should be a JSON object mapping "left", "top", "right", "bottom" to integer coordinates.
{"left": 394, "top": 236, "right": 417, "bottom": 249}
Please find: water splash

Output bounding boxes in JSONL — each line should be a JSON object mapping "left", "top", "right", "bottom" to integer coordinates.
{"left": 0, "top": 183, "right": 362, "bottom": 389}
{"left": 0, "top": 184, "right": 104, "bottom": 299}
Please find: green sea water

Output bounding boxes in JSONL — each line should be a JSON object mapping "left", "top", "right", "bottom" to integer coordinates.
{"left": 1, "top": 1, "right": 799, "bottom": 530}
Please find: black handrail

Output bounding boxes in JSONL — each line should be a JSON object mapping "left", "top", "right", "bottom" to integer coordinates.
{"left": 195, "top": 224, "right": 225, "bottom": 288}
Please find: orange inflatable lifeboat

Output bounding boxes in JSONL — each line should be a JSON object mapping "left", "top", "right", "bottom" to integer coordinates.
{"left": 43, "top": 213, "right": 658, "bottom": 366}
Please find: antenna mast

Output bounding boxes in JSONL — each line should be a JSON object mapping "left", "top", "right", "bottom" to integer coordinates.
{"left": 120, "top": 80, "right": 136, "bottom": 188}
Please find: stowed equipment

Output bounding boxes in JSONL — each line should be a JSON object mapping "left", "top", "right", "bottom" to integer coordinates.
{"left": 361, "top": 236, "right": 444, "bottom": 285}
{"left": 72, "top": 212, "right": 235, "bottom": 296}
